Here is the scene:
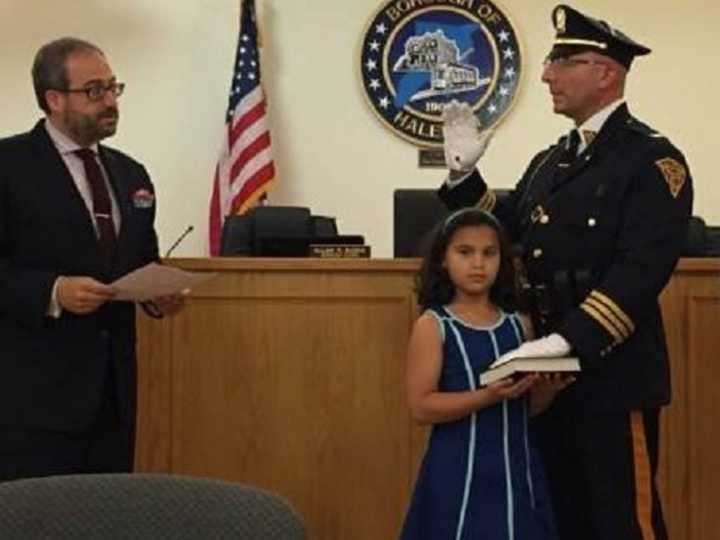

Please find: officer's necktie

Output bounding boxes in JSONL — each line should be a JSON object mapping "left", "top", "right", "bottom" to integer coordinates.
{"left": 528, "top": 129, "right": 580, "bottom": 205}
{"left": 74, "top": 148, "right": 117, "bottom": 267}
{"left": 566, "top": 129, "right": 581, "bottom": 160}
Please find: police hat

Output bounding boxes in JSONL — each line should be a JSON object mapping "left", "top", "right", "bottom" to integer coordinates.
{"left": 550, "top": 5, "right": 651, "bottom": 69}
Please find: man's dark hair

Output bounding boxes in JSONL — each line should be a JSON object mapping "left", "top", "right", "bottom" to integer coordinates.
{"left": 415, "top": 208, "right": 519, "bottom": 311}
{"left": 32, "top": 37, "right": 104, "bottom": 113}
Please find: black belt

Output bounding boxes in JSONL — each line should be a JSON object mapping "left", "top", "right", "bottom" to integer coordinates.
{"left": 521, "top": 268, "right": 594, "bottom": 336}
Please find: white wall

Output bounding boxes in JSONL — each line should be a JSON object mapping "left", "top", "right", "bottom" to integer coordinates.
{"left": 2, "top": 0, "right": 717, "bottom": 257}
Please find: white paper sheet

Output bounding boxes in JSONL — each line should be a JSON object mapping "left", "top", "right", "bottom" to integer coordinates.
{"left": 110, "top": 263, "right": 215, "bottom": 301}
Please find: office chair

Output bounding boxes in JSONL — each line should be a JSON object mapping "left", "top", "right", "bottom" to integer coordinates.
{"left": 221, "top": 214, "right": 254, "bottom": 255}
{"left": 220, "top": 207, "right": 349, "bottom": 256}
{"left": 392, "top": 188, "right": 514, "bottom": 257}
{"left": 220, "top": 206, "right": 314, "bottom": 256}
{"left": 310, "top": 215, "right": 338, "bottom": 237}
{"left": 0, "top": 473, "right": 305, "bottom": 540}
{"left": 392, "top": 189, "right": 450, "bottom": 257}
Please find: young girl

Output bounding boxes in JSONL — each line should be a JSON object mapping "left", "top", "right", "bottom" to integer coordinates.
{"left": 399, "top": 209, "right": 570, "bottom": 540}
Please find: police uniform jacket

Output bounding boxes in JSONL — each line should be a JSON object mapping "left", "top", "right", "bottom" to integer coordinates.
{"left": 439, "top": 104, "right": 693, "bottom": 412}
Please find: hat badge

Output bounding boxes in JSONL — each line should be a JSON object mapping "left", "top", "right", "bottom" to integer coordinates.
{"left": 555, "top": 8, "right": 566, "bottom": 34}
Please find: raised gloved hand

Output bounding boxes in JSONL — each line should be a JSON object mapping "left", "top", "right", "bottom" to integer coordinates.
{"left": 442, "top": 100, "right": 494, "bottom": 172}
{"left": 489, "top": 333, "right": 572, "bottom": 368}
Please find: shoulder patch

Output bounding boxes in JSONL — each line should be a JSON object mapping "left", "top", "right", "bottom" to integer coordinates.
{"left": 655, "top": 157, "right": 687, "bottom": 198}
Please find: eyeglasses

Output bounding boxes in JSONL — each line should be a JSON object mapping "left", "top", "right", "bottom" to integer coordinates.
{"left": 542, "top": 56, "right": 607, "bottom": 69}
{"left": 54, "top": 81, "right": 125, "bottom": 101}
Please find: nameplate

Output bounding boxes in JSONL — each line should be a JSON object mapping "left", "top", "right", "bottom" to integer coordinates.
{"left": 308, "top": 244, "right": 371, "bottom": 258}
{"left": 418, "top": 148, "right": 446, "bottom": 168}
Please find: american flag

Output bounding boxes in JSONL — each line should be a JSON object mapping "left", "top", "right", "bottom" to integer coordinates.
{"left": 209, "top": 0, "right": 275, "bottom": 255}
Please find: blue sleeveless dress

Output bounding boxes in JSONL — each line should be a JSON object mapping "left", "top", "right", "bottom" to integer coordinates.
{"left": 399, "top": 307, "right": 557, "bottom": 540}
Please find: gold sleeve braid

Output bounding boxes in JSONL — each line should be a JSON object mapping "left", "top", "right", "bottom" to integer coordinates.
{"left": 580, "top": 290, "right": 635, "bottom": 344}
{"left": 475, "top": 189, "right": 497, "bottom": 212}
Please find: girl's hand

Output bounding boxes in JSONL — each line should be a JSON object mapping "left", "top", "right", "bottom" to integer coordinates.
{"left": 485, "top": 374, "right": 539, "bottom": 402}
{"left": 530, "top": 373, "right": 576, "bottom": 415}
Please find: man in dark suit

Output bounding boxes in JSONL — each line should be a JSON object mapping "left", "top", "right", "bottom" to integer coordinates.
{"left": 438, "top": 5, "right": 692, "bottom": 539}
{"left": 0, "top": 37, "right": 184, "bottom": 481}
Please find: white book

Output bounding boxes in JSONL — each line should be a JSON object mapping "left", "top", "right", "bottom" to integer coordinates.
{"left": 478, "top": 356, "right": 581, "bottom": 386}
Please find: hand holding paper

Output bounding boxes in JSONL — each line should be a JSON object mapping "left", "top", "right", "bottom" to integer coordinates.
{"left": 57, "top": 276, "right": 116, "bottom": 315}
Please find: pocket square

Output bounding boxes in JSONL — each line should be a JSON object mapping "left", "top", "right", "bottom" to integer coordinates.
{"left": 132, "top": 189, "right": 155, "bottom": 209}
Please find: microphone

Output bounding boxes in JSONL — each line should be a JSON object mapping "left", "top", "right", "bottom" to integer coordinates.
{"left": 140, "top": 225, "right": 193, "bottom": 318}
{"left": 164, "top": 225, "right": 194, "bottom": 257}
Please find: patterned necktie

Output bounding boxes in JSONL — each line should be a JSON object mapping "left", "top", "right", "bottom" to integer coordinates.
{"left": 74, "top": 148, "right": 117, "bottom": 267}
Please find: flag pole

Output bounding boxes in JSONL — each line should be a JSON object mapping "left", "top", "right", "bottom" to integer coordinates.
{"left": 207, "top": 0, "right": 276, "bottom": 255}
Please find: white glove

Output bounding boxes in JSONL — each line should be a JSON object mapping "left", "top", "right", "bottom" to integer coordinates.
{"left": 489, "top": 334, "right": 572, "bottom": 368}
{"left": 442, "top": 100, "right": 494, "bottom": 172}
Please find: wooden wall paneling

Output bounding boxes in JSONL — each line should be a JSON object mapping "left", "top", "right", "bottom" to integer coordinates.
{"left": 135, "top": 311, "right": 174, "bottom": 472}
{"left": 658, "top": 262, "right": 720, "bottom": 540}
{"left": 658, "top": 270, "right": 690, "bottom": 539}
{"left": 687, "top": 287, "right": 720, "bottom": 540}
{"left": 138, "top": 260, "right": 419, "bottom": 540}
{"left": 134, "top": 258, "right": 719, "bottom": 540}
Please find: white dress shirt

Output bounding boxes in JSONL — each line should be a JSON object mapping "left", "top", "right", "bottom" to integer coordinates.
{"left": 44, "top": 119, "right": 121, "bottom": 233}
{"left": 575, "top": 98, "right": 625, "bottom": 154}
{"left": 44, "top": 119, "right": 122, "bottom": 317}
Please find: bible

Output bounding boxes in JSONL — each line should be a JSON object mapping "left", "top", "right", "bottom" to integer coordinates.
{"left": 479, "top": 356, "right": 580, "bottom": 386}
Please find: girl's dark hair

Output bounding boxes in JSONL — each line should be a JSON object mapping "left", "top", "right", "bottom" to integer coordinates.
{"left": 415, "top": 208, "right": 519, "bottom": 311}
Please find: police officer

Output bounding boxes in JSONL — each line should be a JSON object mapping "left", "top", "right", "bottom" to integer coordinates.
{"left": 439, "top": 5, "right": 692, "bottom": 539}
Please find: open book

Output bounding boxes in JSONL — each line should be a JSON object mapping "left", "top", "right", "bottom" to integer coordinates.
{"left": 478, "top": 356, "right": 580, "bottom": 386}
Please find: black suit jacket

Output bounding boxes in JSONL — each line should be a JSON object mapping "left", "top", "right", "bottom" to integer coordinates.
{"left": 0, "top": 120, "right": 159, "bottom": 431}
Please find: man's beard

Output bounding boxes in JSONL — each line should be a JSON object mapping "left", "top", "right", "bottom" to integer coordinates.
{"left": 64, "top": 107, "right": 119, "bottom": 146}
